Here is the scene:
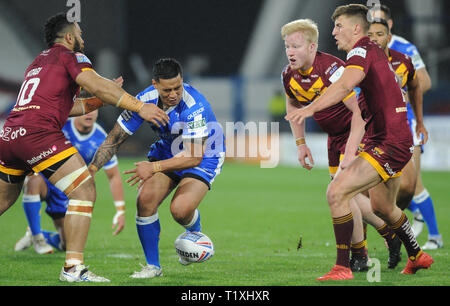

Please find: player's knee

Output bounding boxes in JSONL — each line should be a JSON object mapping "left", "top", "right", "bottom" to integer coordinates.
{"left": 136, "top": 191, "right": 159, "bottom": 216}
{"left": 170, "top": 202, "right": 192, "bottom": 225}
{"left": 326, "top": 182, "right": 346, "bottom": 209}
{"left": 397, "top": 176, "right": 415, "bottom": 210}
{"left": 396, "top": 188, "right": 414, "bottom": 210}
{"left": 68, "top": 177, "right": 96, "bottom": 202}
{"left": 372, "top": 204, "right": 394, "bottom": 220}
{"left": 24, "top": 175, "right": 44, "bottom": 195}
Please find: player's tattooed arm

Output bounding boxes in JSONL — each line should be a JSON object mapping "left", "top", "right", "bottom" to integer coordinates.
{"left": 90, "top": 123, "right": 130, "bottom": 172}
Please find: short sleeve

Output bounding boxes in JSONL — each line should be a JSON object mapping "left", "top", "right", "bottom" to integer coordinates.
{"left": 117, "top": 92, "right": 147, "bottom": 135}
{"left": 103, "top": 154, "right": 118, "bottom": 170}
{"left": 402, "top": 44, "right": 425, "bottom": 70}
{"left": 345, "top": 47, "right": 369, "bottom": 74}
{"left": 63, "top": 51, "right": 94, "bottom": 81}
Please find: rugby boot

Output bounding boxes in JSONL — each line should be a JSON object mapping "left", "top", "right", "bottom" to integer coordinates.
{"left": 317, "top": 265, "right": 354, "bottom": 281}
{"left": 401, "top": 251, "right": 434, "bottom": 274}
{"left": 387, "top": 234, "right": 402, "bottom": 269}
{"left": 350, "top": 255, "right": 369, "bottom": 272}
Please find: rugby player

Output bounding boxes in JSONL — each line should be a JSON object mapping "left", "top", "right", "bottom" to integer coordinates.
{"left": 285, "top": 4, "right": 433, "bottom": 280}
{"left": 0, "top": 13, "right": 169, "bottom": 282}
{"left": 14, "top": 109, "right": 126, "bottom": 254}
{"left": 90, "top": 58, "right": 225, "bottom": 278}
{"left": 368, "top": 18, "right": 428, "bottom": 203}
{"left": 371, "top": 4, "right": 442, "bottom": 250}
{"left": 281, "top": 18, "right": 401, "bottom": 272}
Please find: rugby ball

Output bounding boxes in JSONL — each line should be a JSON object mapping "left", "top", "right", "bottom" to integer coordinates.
{"left": 175, "top": 232, "right": 214, "bottom": 264}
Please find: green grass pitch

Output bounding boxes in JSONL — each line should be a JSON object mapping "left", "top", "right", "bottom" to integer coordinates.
{"left": 0, "top": 158, "right": 448, "bottom": 286}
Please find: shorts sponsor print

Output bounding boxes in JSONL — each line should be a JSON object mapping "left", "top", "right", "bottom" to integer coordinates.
{"left": 358, "top": 140, "right": 413, "bottom": 182}
{"left": 0, "top": 125, "right": 78, "bottom": 177}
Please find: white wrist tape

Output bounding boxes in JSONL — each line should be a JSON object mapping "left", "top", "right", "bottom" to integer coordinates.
{"left": 113, "top": 210, "right": 125, "bottom": 225}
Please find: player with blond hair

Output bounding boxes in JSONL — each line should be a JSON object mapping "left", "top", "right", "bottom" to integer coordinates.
{"left": 281, "top": 18, "right": 401, "bottom": 272}
{"left": 286, "top": 4, "right": 433, "bottom": 280}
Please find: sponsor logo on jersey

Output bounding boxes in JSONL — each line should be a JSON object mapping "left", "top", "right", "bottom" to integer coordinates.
{"left": 12, "top": 105, "right": 41, "bottom": 112}
{"left": 75, "top": 53, "right": 92, "bottom": 64}
{"left": 0, "top": 127, "right": 27, "bottom": 141}
{"left": 187, "top": 118, "right": 207, "bottom": 131}
{"left": 347, "top": 47, "right": 367, "bottom": 60}
{"left": 328, "top": 65, "right": 338, "bottom": 76}
{"left": 329, "top": 66, "right": 345, "bottom": 84}
{"left": 187, "top": 107, "right": 205, "bottom": 120}
{"left": 26, "top": 67, "right": 42, "bottom": 78}
{"left": 325, "top": 62, "right": 338, "bottom": 75}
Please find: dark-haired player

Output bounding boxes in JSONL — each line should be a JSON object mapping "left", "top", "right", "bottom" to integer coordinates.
{"left": 280, "top": 18, "right": 401, "bottom": 272}
{"left": 90, "top": 58, "right": 225, "bottom": 278}
{"left": 371, "top": 4, "right": 443, "bottom": 250}
{"left": 0, "top": 13, "right": 169, "bottom": 282}
{"left": 368, "top": 19, "right": 428, "bottom": 207}
{"left": 14, "top": 109, "right": 126, "bottom": 255}
{"left": 286, "top": 4, "right": 433, "bottom": 280}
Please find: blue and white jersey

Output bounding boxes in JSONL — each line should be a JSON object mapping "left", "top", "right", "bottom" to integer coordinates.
{"left": 118, "top": 83, "right": 225, "bottom": 161}
{"left": 62, "top": 118, "right": 118, "bottom": 170}
{"left": 117, "top": 83, "right": 225, "bottom": 187}
{"left": 389, "top": 34, "right": 426, "bottom": 71}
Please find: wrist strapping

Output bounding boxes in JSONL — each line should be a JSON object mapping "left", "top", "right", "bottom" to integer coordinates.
{"left": 116, "top": 93, "right": 144, "bottom": 113}
{"left": 296, "top": 137, "right": 306, "bottom": 146}
{"left": 153, "top": 161, "right": 162, "bottom": 172}
{"left": 114, "top": 201, "right": 125, "bottom": 211}
{"left": 82, "top": 97, "right": 104, "bottom": 114}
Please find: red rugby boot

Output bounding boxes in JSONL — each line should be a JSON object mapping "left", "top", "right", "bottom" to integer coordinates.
{"left": 316, "top": 265, "right": 354, "bottom": 281}
{"left": 401, "top": 251, "right": 434, "bottom": 274}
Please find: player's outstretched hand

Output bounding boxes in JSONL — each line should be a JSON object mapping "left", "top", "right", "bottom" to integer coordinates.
{"left": 124, "top": 161, "right": 157, "bottom": 189}
{"left": 285, "top": 106, "right": 314, "bottom": 125}
{"left": 138, "top": 103, "right": 170, "bottom": 128}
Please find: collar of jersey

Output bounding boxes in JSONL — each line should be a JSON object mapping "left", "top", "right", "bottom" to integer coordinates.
{"left": 298, "top": 66, "right": 313, "bottom": 76}
{"left": 157, "top": 97, "right": 178, "bottom": 114}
